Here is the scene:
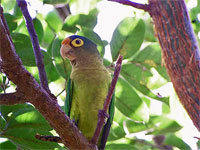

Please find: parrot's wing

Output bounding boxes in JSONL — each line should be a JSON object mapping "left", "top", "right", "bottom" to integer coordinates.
{"left": 99, "top": 93, "right": 115, "bottom": 150}
{"left": 65, "top": 78, "right": 73, "bottom": 116}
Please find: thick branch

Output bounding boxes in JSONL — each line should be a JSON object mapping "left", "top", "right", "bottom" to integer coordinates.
{"left": 0, "top": 92, "right": 27, "bottom": 105}
{"left": 16, "top": 0, "right": 50, "bottom": 92}
{"left": 148, "top": 0, "right": 200, "bottom": 131}
{"left": 108, "top": 0, "right": 150, "bottom": 11}
{"left": 91, "top": 55, "right": 123, "bottom": 144}
{"left": 0, "top": 5, "right": 96, "bottom": 150}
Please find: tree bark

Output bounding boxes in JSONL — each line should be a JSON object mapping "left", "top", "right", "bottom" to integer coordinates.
{"left": 148, "top": 0, "right": 200, "bottom": 131}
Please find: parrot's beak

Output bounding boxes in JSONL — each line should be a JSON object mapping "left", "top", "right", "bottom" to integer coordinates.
{"left": 60, "top": 38, "right": 76, "bottom": 61}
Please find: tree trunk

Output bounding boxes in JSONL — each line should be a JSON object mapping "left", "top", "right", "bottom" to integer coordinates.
{"left": 149, "top": 0, "right": 200, "bottom": 131}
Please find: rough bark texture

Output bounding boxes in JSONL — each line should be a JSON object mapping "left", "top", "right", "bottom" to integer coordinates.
{"left": 149, "top": 0, "right": 200, "bottom": 131}
{"left": 0, "top": 8, "right": 96, "bottom": 150}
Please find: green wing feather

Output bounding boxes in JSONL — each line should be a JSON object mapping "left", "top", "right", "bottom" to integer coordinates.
{"left": 65, "top": 78, "right": 73, "bottom": 116}
{"left": 99, "top": 93, "right": 115, "bottom": 150}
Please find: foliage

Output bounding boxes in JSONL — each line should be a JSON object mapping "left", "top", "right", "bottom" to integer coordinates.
{"left": 0, "top": 0, "right": 199, "bottom": 149}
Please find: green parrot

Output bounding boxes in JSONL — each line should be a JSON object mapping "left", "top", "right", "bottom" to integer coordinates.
{"left": 60, "top": 35, "right": 115, "bottom": 149}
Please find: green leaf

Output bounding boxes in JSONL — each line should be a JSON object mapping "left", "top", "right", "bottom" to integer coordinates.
{"left": 0, "top": 114, "right": 7, "bottom": 131}
{"left": 11, "top": 33, "right": 52, "bottom": 66}
{"left": 1, "top": 104, "right": 62, "bottom": 149}
{"left": 164, "top": 133, "right": 191, "bottom": 150}
{"left": 121, "top": 66, "right": 169, "bottom": 105}
{"left": 197, "top": 140, "right": 200, "bottom": 149}
{"left": 45, "top": 61, "right": 60, "bottom": 82}
{"left": 122, "top": 63, "right": 153, "bottom": 83}
{"left": 144, "top": 19, "right": 157, "bottom": 42}
{"left": 11, "top": 33, "right": 35, "bottom": 66}
{"left": 115, "top": 78, "right": 149, "bottom": 122}
{"left": 69, "top": 0, "right": 101, "bottom": 14}
{"left": 110, "top": 17, "right": 145, "bottom": 61}
{"left": 45, "top": 10, "right": 63, "bottom": 33}
{"left": 52, "top": 37, "right": 72, "bottom": 78}
{"left": 13, "top": 3, "right": 22, "bottom": 17}
{"left": 108, "top": 121, "right": 126, "bottom": 141}
{"left": 132, "top": 43, "right": 162, "bottom": 65}
{"left": 33, "top": 18, "right": 44, "bottom": 43}
{"left": 1, "top": 0, "right": 16, "bottom": 12}
{"left": 77, "top": 27, "right": 105, "bottom": 57}
{"left": 43, "top": 0, "right": 69, "bottom": 5}
{"left": 0, "top": 140, "right": 17, "bottom": 149}
{"left": 125, "top": 115, "right": 165, "bottom": 134}
{"left": 62, "top": 9, "right": 98, "bottom": 33}
{"left": 106, "top": 144, "right": 137, "bottom": 150}
{"left": 0, "top": 104, "right": 28, "bottom": 121}
{"left": 148, "top": 117, "right": 182, "bottom": 135}
{"left": 4, "top": 13, "right": 17, "bottom": 32}
{"left": 126, "top": 119, "right": 153, "bottom": 133}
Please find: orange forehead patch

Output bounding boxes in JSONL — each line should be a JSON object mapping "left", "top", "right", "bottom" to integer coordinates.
{"left": 62, "top": 38, "right": 71, "bottom": 45}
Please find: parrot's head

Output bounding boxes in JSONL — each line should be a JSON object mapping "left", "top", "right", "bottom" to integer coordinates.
{"left": 60, "top": 35, "right": 101, "bottom": 66}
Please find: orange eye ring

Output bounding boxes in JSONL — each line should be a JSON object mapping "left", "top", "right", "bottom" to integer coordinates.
{"left": 71, "top": 38, "right": 84, "bottom": 47}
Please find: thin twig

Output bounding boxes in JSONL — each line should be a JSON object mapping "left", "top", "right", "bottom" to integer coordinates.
{"left": 91, "top": 55, "right": 123, "bottom": 144}
{"left": 35, "top": 133, "right": 63, "bottom": 143}
{"left": 108, "top": 0, "right": 150, "bottom": 11}
{"left": 56, "top": 88, "right": 65, "bottom": 97}
{"left": 16, "top": 0, "right": 50, "bottom": 92}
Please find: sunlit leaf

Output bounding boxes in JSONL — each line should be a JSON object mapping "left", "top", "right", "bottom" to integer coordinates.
{"left": 121, "top": 70, "right": 169, "bottom": 105}
{"left": 108, "top": 122, "right": 126, "bottom": 141}
{"left": 69, "top": 0, "right": 101, "bottom": 14}
{"left": 0, "top": 104, "right": 29, "bottom": 121}
{"left": 45, "top": 10, "right": 63, "bottom": 33}
{"left": 115, "top": 78, "right": 149, "bottom": 122}
{"left": 110, "top": 17, "right": 145, "bottom": 61}
{"left": 43, "top": 0, "right": 69, "bottom": 5}
{"left": 62, "top": 9, "right": 98, "bottom": 33}
{"left": 147, "top": 117, "right": 182, "bottom": 135}
{"left": 33, "top": 18, "right": 44, "bottom": 43}
{"left": 131, "top": 43, "right": 162, "bottom": 65}
{"left": 144, "top": 19, "right": 157, "bottom": 42}
{"left": 42, "top": 25, "right": 55, "bottom": 48}
{"left": 125, "top": 115, "right": 165, "bottom": 134}
{"left": 106, "top": 143, "right": 137, "bottom": 150}
{"left": 164, "top": 133, "right": 191, "bottom": 150}
{"left": 1, "top": 0, "right": 16, "bottom": 12}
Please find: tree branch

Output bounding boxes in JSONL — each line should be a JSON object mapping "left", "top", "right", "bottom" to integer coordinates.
{"left": 0, "top": 5, "right": 96, "bottom": 150}
{"left": 91, "top": 55, "right": 123, "bottom": 144}
{"left": 16, "top": 0, "right": 50, "bottom": 92}
{"left": 55, "top": 3, "right": 71, "bottom": 21}
{"left": 108, "top": 0, "right": 150, "bottom": 11}
{"left": 0, "top": 92, "right": 27, "bottom": 105}
{"left": 35, "top": 133, "right": 62, "bottom": 143}
{"left": 147, "top": 0, "right": 200, "bottom": 131}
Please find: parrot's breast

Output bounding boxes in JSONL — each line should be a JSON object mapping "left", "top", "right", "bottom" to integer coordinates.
{"left": 70, "top": 68, "right": 111, "bottom": 139}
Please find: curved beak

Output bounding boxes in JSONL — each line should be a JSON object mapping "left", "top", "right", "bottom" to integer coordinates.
{"left": 60, "top": 38, "right": 76, "bottom": 61}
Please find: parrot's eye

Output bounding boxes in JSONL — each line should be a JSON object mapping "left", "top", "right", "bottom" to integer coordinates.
{"left": 71, "top": 38, "right": 84, "bottom": 47}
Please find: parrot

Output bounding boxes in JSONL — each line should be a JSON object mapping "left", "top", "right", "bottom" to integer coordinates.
{"left": 60, "top": 35, "right": 115, "bottom": 149}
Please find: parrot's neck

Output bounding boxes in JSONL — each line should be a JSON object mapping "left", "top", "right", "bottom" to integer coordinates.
{"left": 71, "top": 55, "right": 105, "bottom": 70}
